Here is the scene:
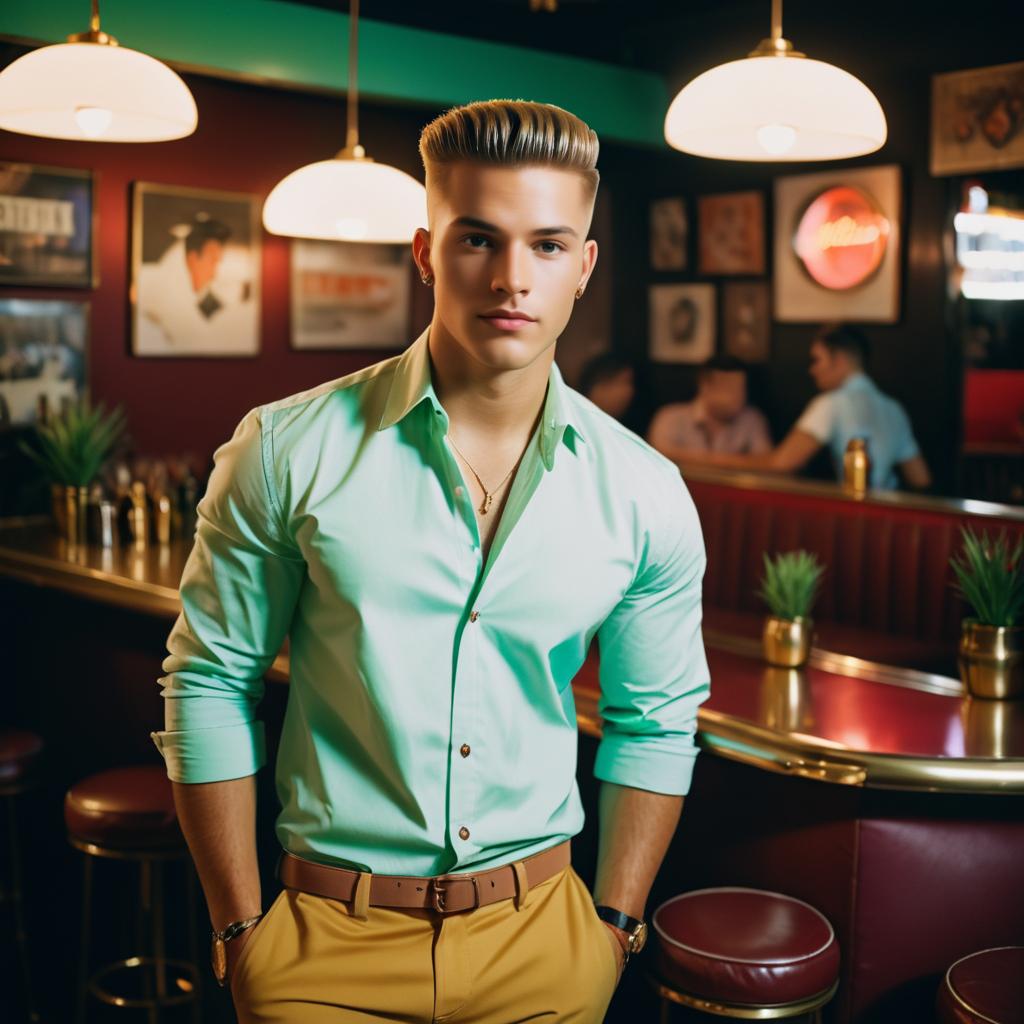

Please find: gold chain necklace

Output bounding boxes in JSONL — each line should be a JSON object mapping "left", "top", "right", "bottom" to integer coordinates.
{"left": 446, "top": 434, "right": 519, "bottom": 515}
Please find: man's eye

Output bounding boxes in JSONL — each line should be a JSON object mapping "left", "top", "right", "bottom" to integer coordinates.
{"left": 464, "top": 235, "right": 491, "bottom": 248}
{"left": 537, "top": 241, "right": 563, "bottom": 254}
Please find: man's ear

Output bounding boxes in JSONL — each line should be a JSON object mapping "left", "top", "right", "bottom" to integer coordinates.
{"left": 578, "top": 238, "right": 599, "bottom": 292}
{"left": 412, "top": 227, "right": 432, "bottom": 279}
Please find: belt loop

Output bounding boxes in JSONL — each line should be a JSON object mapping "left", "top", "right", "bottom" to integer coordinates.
{"left": 512, "top": 860, "right": 530, "bottom": 911}
{"left": 352, "top": 870, "right": 372, "bottom": 920}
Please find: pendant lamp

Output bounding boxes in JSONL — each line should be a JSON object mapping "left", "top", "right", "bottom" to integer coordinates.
{"left": 262, "top": 0, "right": 426, "bottom": 243}
{"left": 0, "top": 0, "right": 197, "bottom": 143}
{"left": 664, "top": 0, "right": 886, "bottom": 161}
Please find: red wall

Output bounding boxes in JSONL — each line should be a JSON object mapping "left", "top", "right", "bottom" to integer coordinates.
{"left": 1, "top": 71, "right": 437, "bottom": 463}
{"left": 962, "top": 369, "right": 1024, "bottom": 445}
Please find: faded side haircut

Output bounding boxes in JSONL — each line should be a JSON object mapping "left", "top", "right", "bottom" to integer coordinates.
{"left": 419, "top": 99, "right": 600, "bottom": 204}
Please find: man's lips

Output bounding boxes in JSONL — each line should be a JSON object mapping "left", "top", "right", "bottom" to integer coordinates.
{"left": 479, "top": 311, "right": 537, "bottom": 330}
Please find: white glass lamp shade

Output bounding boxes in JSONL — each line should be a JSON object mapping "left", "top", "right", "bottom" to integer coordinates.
{"left": 665, "top": 55, "right": 887, "bottom": 161}
{"left": 0, "top": 42, "right": 197, "bottom": 142}
{"left": 262, "top": 158, "right": 427, "bottom": 243}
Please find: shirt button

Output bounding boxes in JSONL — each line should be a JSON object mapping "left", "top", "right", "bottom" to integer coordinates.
{"left": 469, "top": 611, "right": 480, "bottom": 622}
{"left": 460, "top": 743, "right": 471, "bottom": 757}
{"left": 459, "top": 826, "right": 470, "bottom": 840}
{"left": 454, "top": 485, "right": 464, "bottom": 497}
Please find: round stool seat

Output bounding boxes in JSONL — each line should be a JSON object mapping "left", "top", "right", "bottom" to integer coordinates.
{"left": 65, "top": 765, "right": 183, "bottom": 850}
{"left": 0, "top": 729, "right": 45, "bottom": 787}
{"left": 938, "top": 946, "right": 1024, "bottom": 1024}
{"left": 652, "top": 887, "right": 840, "bottom": 1007}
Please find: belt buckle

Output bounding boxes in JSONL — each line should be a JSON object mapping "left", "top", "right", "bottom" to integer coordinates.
{"left": 431, "top": 874, "right": 479, "bottom": 914}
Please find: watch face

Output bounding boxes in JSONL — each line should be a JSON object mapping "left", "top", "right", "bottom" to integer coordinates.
{"left": 631, "top": 920, "right": 649, "bottom": 954}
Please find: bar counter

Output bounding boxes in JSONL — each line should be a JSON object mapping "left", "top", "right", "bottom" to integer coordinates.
{"left": 3, "top": 515, "right": 1021, "bottom": 795}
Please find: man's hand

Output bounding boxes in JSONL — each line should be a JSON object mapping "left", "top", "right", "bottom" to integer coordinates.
{"left": 225, "top": 925, "right": 255, "bottom": 989}
{"left": 601, "top": 921, "right": 628, "bottom": 986}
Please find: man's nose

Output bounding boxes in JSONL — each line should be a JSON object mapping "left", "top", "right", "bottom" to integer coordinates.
{"left": 491, "top": 243, "right": 530, "bottom": 295}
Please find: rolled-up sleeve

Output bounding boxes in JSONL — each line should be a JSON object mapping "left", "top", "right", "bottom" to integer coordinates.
{"left": 594, "top": 468, "right": 710, "bottom": 796}
{"left": 150, "top": 406, "right": 304, "bottom": 784}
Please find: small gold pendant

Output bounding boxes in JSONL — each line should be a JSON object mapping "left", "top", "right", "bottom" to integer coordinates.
{"left": 480, "top": 492, "right": 493, "bottom": 515}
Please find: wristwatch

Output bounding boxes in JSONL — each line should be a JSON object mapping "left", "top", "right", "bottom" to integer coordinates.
{"left": 211, "top": 914, "right": 263, "bottom": 987}
{"left": 594, "top": 904, "right": 648, "bottom": 966}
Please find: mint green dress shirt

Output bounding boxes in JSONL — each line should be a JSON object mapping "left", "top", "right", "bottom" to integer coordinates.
{"left": 151, "top": 328, "right": 710, "bottom": 876}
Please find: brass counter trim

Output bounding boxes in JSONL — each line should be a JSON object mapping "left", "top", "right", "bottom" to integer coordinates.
{"left": 572, "top": 691, "right": 1024, "bottom": 795}
{"left": 680, "top": 465, "right": 1024, "bottom": 522}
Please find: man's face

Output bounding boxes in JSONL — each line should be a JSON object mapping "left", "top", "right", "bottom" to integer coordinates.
{"left": 700, "top": 370, "right": 747, "bottom": 421}
{"left": 186, "top": 240, "right": 224, "bottom": 293}
{"left": 414, "top": 162, "right": 598, "bottom": 372}
{"left": 809, "top": 340, "right": 845, "bottom": 391}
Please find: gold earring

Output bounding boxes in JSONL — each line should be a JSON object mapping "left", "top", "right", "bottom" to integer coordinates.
{"left": 421, "top": 272, "right": 434, "bottom": 286}
{"left": 575, "top": 285, "right": 584, "bottom": 300}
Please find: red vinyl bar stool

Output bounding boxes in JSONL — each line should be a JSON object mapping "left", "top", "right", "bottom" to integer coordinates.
{"left": 936, "top": 946, "right": 1024, "bottom": 1024}
{"left": 649, "top": 887, "right": 840, "bottom": 1022}
{"left": 0, "top": 729, "right": 46, "bottom": 1023}
{"left": 65, "top": 764, "right": 201, "bottom": 1024}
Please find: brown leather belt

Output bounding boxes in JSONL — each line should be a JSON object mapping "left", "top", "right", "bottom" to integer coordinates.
{"left": 277, "top": 840, "right": 571, "bottom": 916}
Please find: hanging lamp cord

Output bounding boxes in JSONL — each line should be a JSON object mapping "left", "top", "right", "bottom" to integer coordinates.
{"left": 346, "top": 0, "right": 360, "bottom": 153}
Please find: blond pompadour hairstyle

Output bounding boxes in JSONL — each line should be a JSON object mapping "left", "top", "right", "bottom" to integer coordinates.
{"left": 419, "top": 99, "right": 600, "bottom": 203}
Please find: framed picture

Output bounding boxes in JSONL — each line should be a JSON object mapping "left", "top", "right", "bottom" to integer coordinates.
{"left": 0, "top": 162, "right": 96, "bottom": 288}
{"left": 130, "top": 182, "right": 261, "bottom": 357}
{"left": 774, "top": 164, "right": 901, "bottom": 323}
{"left": 649, "top": 197, "right": 688, "bottom": 270}
{"left": 0, "top": 299, "right": 89, "bottom": 429}
{"left": 698, "top": 191, "right": 765, "bottom": 275}
{"left": 290, "top": 239, "right": 412, "bottom": 349}
{"left": 932, "top": 61, "right": 1024, "bottom": 175}
{"left": 722, "top": 281, "right": 771, "bottom": 363}
{"left": 649, "top": 283, "right": 716, "bottom": 364}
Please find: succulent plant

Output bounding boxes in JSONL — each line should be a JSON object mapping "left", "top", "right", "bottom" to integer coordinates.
{"left": 18, "top": 398, "right": 127, "bottom": 487}
{"left": 951, "top": 528, "right": 1024, "bottom": 628}
{"left": 758, "top": 550, "right": 824, "bottom": 622}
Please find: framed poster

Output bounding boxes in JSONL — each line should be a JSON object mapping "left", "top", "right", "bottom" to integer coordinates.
{"left": 932, "top": 61, "right": 1024, "bottom": 175}
{"left": 0, "top": 162, "right": 96, "bottom": 287}
{"left": 649, "top": 283, "right": 716, "bottom": 364}
{"left": 290, "top": 239, "right": 412, "bottom": 349}
{"left": 698, "top": 191, "right": 765, "bottom": 275}
{"left": 649, "top": 197, "right": 688, "bottom": 270}
{"left": 774, "top": 164, "right": 901, "bottom": 323}
{"left": 0, "top": 299, "right": 89, "bottom": 429}
{"left": 722, "top": 281, "right": 771, "bottom": 363}
{"left": 131, "top": 182, "right": 261, "bottom": 357}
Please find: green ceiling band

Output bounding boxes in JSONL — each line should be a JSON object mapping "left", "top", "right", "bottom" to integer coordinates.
{"left": 2, "top": 0, "right": 669, "bottom": 147}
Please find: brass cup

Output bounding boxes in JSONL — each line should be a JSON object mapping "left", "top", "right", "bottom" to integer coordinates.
{"left": 760, "top": 666, "right": 814, "bottom": 731}
{"left": 962, "top": 697, "right": 1024, "bottom": 757}
{"left": 958, "top": 622, "right": 1024, "bottom": 700}
{"left": 763, "top": 616, "right": 813, "bottom": 668}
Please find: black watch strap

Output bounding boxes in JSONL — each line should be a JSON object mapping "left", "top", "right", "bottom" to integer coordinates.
{"left": 593, "top": 904, "right": 643, "bottom": 934}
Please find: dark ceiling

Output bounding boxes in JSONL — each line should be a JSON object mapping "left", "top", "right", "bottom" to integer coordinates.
{"left": 283, "top": 0, "right": 771, "bottom": 68}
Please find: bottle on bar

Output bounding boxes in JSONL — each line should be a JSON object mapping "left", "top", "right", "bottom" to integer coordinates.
{"left": 843, "top": 438, "right": 871, "bottom": 496}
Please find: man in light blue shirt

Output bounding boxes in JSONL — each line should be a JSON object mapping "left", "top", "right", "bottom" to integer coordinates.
{"left": 681, "top": 324, "right": 931, "bottom": 491}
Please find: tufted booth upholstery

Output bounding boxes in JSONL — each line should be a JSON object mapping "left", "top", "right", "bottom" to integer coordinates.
{"left": 687, "top": 476, "right": 1024, "bottom": 668}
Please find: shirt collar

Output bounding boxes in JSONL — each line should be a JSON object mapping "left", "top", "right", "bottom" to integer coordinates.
{"left": 840, "top": 371, "right": 874, "bottom": 393}
{"left": 377, "top": 327, "right": 586, "bottom": 471}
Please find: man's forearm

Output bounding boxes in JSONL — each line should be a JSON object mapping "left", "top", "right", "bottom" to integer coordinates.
{"left": 172, "top": 776, "right": 263, "bottom": 932}
{"left": 592, "top": 780, "right": 683, "bottom": 920}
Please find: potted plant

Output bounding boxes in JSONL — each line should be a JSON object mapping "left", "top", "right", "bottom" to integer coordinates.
{"left": 18, "top": 399, "right": 127, "bottom": 542}
{"left": 951, "top": 528, "right": 1024, "bottom": 700}
{"left": 758, "top": 550, "right": 824, "bottom": 668}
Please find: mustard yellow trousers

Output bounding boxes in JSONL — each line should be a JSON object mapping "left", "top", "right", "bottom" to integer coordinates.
{"left": 230, "top": 862, "right": 620, "bottom": 1023}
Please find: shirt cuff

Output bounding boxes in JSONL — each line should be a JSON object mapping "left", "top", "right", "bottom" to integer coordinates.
{"left": 593, "top": 731, "right": 699, "bottom": 796}
{"left": 150, "top": 721, "right": 267, "bottom": 784}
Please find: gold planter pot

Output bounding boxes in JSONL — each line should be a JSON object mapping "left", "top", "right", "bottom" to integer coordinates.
{"left": 762, "top": 616, "right": 813, "bottom": 668}
{"left": 959, "top": 622, "right": 1024, "bottom": 700}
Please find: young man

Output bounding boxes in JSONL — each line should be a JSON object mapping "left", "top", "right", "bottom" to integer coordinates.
{"left": 151, "top": 100, "right": 709, "bottom": 1023}
{"left": 684, "top": 325, "right": 931, "bottom": 491}
{"left": 648, "top": 354, "right": 771, "bottom": 461}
